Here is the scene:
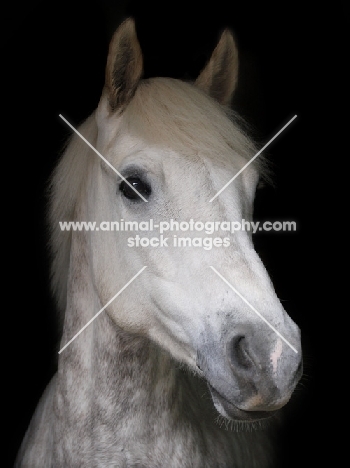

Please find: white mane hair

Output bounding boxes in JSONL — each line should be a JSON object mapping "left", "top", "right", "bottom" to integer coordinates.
{"left": 48, "top": 76, "right": 269, "bottom": 322}
{"left": 48, "top": 114, "right": 98, "bottom": 320}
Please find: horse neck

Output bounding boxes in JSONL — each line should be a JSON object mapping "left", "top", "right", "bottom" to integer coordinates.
{"left": 55, "top": 229, "right": 188, "bottom": 453}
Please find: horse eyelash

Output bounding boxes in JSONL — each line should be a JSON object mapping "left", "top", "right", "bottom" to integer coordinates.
{"left": 256, "top": 179, "right": 266, "bottom": 190}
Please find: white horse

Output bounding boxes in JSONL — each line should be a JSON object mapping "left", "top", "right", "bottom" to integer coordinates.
{"left": 16, "top": 18, "right": 302, "bottom": 467}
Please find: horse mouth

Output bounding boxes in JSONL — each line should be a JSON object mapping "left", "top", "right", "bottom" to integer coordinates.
{"left": 208, "top": 384, "right": 277, "bottom": 422}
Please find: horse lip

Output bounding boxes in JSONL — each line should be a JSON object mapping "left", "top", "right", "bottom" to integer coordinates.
{"left": 208, "top": 384, "right": 277, "bottom": 422}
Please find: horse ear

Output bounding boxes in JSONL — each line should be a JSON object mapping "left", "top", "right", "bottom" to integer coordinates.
{"left": 105, "top": 18, "right": 143, "bottom": 112}
{"left": 195, "top": 29, "right": 239, "bottom": 106}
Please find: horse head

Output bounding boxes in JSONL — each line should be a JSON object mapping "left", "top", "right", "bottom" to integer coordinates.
{"left": 80, "top": 18, "right": 302, "bottom": 422}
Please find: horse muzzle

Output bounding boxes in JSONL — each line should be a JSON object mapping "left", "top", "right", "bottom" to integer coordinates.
{"left": 198, "top": 323, "right": 303, "bottom": 421}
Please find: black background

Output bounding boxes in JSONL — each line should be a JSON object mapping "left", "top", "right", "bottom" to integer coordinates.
{"left": 4, "top": 1, "right": 345, "bottom": 466}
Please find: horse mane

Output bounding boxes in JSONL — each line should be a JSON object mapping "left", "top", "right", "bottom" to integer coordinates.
{"left": 48, "top": 114, "right": 98, "bottom": 320}
{"left": 48, "top": 77, "right": 270, "bottom": 321}
{"left": 123, "top": 77, "right": 262, "bottom": 165}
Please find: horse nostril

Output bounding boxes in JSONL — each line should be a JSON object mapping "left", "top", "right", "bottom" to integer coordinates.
{"left": 229, "top": 335, "right": 254, "bottom": 371}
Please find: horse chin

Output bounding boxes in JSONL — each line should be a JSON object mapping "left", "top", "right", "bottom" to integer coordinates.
{"left": 208, "top": 384, "right": 277, "bottom": 423}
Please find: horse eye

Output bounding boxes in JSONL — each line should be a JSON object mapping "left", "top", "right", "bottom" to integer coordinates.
{"left": 119, "top": 177, "right": 151, "bottom": 201}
